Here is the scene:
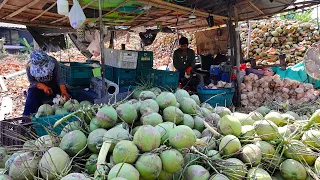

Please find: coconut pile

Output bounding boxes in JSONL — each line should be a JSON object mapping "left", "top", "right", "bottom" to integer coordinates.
{"left": 2, "top": 88, "right": 320, "bottom": 180}
{"left": 239, "top": 19, "right": 320, "bottom": 66}
{"left": 240, "top": 73, "right": 320, "bottom": 111}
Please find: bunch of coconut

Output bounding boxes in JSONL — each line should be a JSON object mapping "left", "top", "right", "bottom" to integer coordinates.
{"left": 241, "top": 73, "right": 320, "bottom": 111}
{"left": 239, "top": 19, "right": 320, "bottom": 66}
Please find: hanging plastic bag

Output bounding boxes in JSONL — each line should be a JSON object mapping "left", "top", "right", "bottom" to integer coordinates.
{"left": 68, "top": 0, "right": 86, "bottom": 29}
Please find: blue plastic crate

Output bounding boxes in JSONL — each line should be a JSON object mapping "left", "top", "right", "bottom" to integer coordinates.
{"left": 197, "top": 87, "right": 235, "bottom": 107}
{"left": 60, "top": 62, "right": 93, "bottom": 87}
{"left": 32, "top": 114, "right": 78, "bottom": 136}
{"left": 137, "top": 51, "right": 153, "bottom": 68}
{"left": 113, "top": 67, "right": 137, "bottom": 88}
{"left": 136, "top": 68, "right": 156, "bottom": 85}
{"left": 154, "top": 70, "right": 179, "bottom": 89}
{"left": 104, "top": 65, "right": 114, "bottom": 81}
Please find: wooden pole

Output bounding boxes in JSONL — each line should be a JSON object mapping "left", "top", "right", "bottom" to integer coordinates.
{"left": 246, "top": 21, "right": 251, "bottom": 59}
{"left": 234, "top": 6, "right": 241, "bottom": 107}
{"left": 0, "top": 0, "right": 9, "bottom": 10}
{"left": 99, "top": 0, "right": 106, "bottom": 98}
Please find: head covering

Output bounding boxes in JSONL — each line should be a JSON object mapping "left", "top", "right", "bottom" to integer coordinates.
{"left": 29, "top": 50, "right": 55, "bottom": 78}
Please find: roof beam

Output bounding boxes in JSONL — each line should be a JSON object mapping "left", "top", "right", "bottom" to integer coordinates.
{"left": 247, "top": 2, "right": 264, "bottom": 15}
{"left": 91, "top": 0, "right": 131, "bottom": 23}
{"left": 4, "top": 0, "right": 41, "bottom": 19}
{"left": 0, "top": 0, "right": 9, "bottom": 10}
{"left": 50, "top": 0, "right": 98, "bottom": 24}
{"left": 30, "top": 2, "right": 57, "bottom": 22}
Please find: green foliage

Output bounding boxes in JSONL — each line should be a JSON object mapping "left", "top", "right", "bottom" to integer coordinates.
{"left": 280, "top": 9, "right": 315, "bottom": 23}
{"left": 19, "top": 38, "right": 34, "bottom": 53}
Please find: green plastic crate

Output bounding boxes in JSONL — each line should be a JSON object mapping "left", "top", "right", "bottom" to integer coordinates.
{"left": 32, "top": 114, "right": 78, "bottom": 136}
{"left": 104, "top": 65, "right": 114, "bottom": 81}
{"left": 113, "top": 67, "right": 137, "bottom": 88}
{"left": 154, "top": 70, "right": 179, "bottom": 90}
{"left": 60, "top": 62, "right": 93, "bottom": 87}
{"left": 136, "top": 68, "right": 156, "bottom": 85}
{"left": 137, "top": 51, "right": 153, "bottom": 68}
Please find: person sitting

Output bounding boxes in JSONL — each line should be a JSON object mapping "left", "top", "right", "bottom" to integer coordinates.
{"left": 23, "top": 50, "right": 70, "bottom": 118}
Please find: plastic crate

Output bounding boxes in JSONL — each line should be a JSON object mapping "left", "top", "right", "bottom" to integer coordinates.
{"left": 0, "top": 118, "right": 34, "bottom": 146}
{"left": 32, "top": 114, "right": 78, "bottom": 136}
{"left": 104, "top": 65, "right": 114, "bottom": 81}
{"left": 154, "top": 70, "right": 179, "bottom": 89}
{"left": 136, "top": 68, "right": 156, "bottom": 85}
{"left": 197, "top": 87, "right": 235, "bottom": 107}
{"left": 104, "top": 49, "right": 138, "bottom": 69}
{"left": 59, "top": 62, "right": 93, "bottom": 86}
{"left": 66, "top": 85, "right": 85, "bottom": 100}
{"left": 113, "top": 67, "right": 137, "bottom": 88}
{"left": 137, "top": 51, "right": 153, "bottom": 68}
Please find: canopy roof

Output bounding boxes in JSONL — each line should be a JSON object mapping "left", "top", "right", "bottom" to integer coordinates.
{"left": 0, "top": 0, "right": 318, "bottom": 30}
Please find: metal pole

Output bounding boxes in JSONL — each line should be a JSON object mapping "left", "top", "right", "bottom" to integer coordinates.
{"left": 99, "top": 0, "right": 106, "bottom": 97}
{"left": 234, "top": 6, "right": 241, "bottom": 107}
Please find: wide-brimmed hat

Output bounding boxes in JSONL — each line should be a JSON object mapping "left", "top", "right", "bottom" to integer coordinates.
{"left": 29, "top": 50, "right": 55, "bottom": 78}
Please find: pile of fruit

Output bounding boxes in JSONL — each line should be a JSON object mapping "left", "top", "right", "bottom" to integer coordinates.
{"left": 239, "top": 19, "right": 320, "bottom": 66}
{"left": 1, "top": 87, "right": 320, "bottom": 180}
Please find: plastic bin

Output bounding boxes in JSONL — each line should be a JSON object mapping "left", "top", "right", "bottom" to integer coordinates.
{"left": 197, "top": 87, "right": 235, "bottom": 107}
{"left": 32, "top": 114, "right": 78, "bottom": 136}
{"left": 154, "top": 70, "right": 179, "bottom": 89}
{"left": 137, "top": 51, "right": 153, "bottom": 68}
{"left": 113, "top": 67, "right": 137, "bottom": 88}
{"left": 137, "top": 68, "right": 156, "bottom": 85}
{"left": 59, "top": 62, "right": 93, "bottom": 86}
{"left": 104, "top": 49, "right": 138, "bottom": 69}
{"left": 104, "top": 65, "right": 114, "bottom": 81}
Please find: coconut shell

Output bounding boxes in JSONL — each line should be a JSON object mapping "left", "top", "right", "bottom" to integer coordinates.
{"left": 87, "top": 128, "right": 108, "bottom": 153}
{"left": 280, "top": 159, "right": 307, "bottom": 180}
{"left": 163, "top": 106, "right": 184, "bottom": 124}
{"left": 59, "top": 130, "right": 87, "bottom": 156}
{"left": 141, "top": 112, "right": 163, "bottom": 126}
{"left": 184, "top": 165, "right": 210, "bottom": 180}
{"left": 133, "top": 125, "right": 161, "bottom": 152}
{"left": 219, "top": 135, "right": 241, "bottom": 156}
{"left": 116, "top": 103, "right": 138, "bottom": 124}
{"left": 135, "top": 153, "right": 162, "bottom": 180}
{"left": 113, "top": 140, "right": 139, "bottom": 164}
{"left": 169, "top": 125, "right": 196, "bottom": 149}
{"left": 95, "top": 106, "right": 117, "bottom": 129}
{"left": 160, "top": 149, "right": 184, "bottom": 173}
{"left": 156, "top": 92, "right": 177, "bottom": 109}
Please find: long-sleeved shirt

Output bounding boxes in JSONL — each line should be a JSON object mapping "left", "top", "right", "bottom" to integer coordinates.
{"left": 26, "top": 57, "right": 65, "bottom": 88}
{"left": 173, "top": 48, "right": 196, "bottom": 70}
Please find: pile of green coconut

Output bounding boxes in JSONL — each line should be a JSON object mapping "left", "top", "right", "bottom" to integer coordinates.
{"left": 1, "top": 87, "right": 320, "bottom": 180}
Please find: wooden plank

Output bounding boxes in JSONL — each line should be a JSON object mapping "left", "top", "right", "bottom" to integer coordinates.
{"left": 31, "top": 1, "right": 57, "bottom": 22}
{"left": 247, "top": 2, "right": 264, "bottom": 15}
{"left": 0, "top": 0, "right": 9, "bottom": 10}
{"left": 4, "top": 0, "right": 41, "bottom": 19}
{"left": 51, "top": 0, "right": 98, "bottom": 24}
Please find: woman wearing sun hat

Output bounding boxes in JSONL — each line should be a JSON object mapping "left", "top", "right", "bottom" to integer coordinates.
{"left": 23, "top": 50, "right": 70, "bottom": 117}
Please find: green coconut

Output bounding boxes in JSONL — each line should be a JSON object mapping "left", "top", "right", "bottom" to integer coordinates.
{"left": 35, "top": 104, "right": 54, "bottom": 118}
{"left": 254, "top": 120, "right": 279, "bottom": 141}
{"left": 193, "top": 129, "right": 202, "bottom": 138}
{"left": 281, "top": 114, "right": 295, "bottom": 125}
{"left": 201, "top": 103, "right": 214, "bottom": 112}
{"left": 63, "top": 99, "right": 80, "bottom": 112}
{"left": 194, "top": 116, "right": 205, "bottom": 132}
{"left": 219, "top": 115, "right": 242, "bottom": 136}
{"left": 175, "top": 89, "right": 190, "bottom": 103}
{"left": 162, "top": 106, "right": 184, "bottom": 124}
{"left": 141, "top": 112, "right": 163, "bottom": 126}
{"left": 140, "top": 99, "right": 159, "bottom": 115}
{"left": 241, "top": 125, "right": 255, "bottom": 138}
{"left": 113, "top": 140, "right": 139, "bottom": 164}
{"left": 180, "top": 97, "right": 198, "bottom": 115}
{"left": 139, "top": 91, "right": 156, "bottom": 100}
{"left": 87, "top": 128, "right": 108, "bottom": 153}
{"left": 132, "top": 126, "right": 141, "bottom": 136}
{"left": 156, "top": 92, "right": 177, "bottom": 109}
{"left": 249, "top": 111, "right": 264, "bottom": 121}
{"left": 247, "top": 168, "right": 272, "bottom": 180}
{"left": 239, "top": 144, "right": 262, "bottom": 167}
{"left": 39, "top": 147, "right": 71, "bottom": 180}
{"left": 315, "top": 157, "right": 320, "bottom": 175}
{"left": 55, "top": 107, "right": 68, "bottom": 115}
{"left": 278, "top": 126, "right": 292, "bottom": 137}
{"left": 214, "top": 107, "right": 231, "bottom": 118}
{"left": 0, "top": 175, "right": 12, "bottom": 180}
{"left": 127, "top": 99, "right": 141, "bottom": 112}
{"left": 182, "top": 114, "right": 195, "bottom": 129}
{"left": 103, "top": 127, "right": 131, "bottom": 152}
{"left": 284, "top": 140, "right": 317, "bottom": 165}
{"left": 59, "top": 130, "right": 87, "bottom": 156}
{"left": 256, "top": 106, "right": 271, "bottom": 117}
{"left": 280, "top": 159, "right": 307, "bottom": 180}
{"left": 158, "top": 170, "right": 173, "bottom": 180}
{"left": 169, "top": 125, "right": 197, "bottom": 149}
{"left": 232, "top": 112, "right": 254, "bottom": 125}
{"left": 116, "top": 103, "right": 138, "bottom": 124}
{"left": 133, "top": 89, "right": 143, "bottom": 99}
{"left": 133, "top": 125, "right": 161, "bottom": 152}
{"left": 95, "top": 105, "right": 117, "bottom": 129}
{"left": 5, "top": 152, "right": 22, "bottom": 170}
{"left": 200, "top": 108, "right": 212, "bottom": 118}
{"left": 149, "top": 87, "right": 162, "bottom": 96}
{"left": 255, "top": 141, "right": 276, "bottom": 159}
{"left": 222, "top": 158, "right": 248, "bottom": 180}
{"left": 35, "top": 135, "right": 60, "bottom": 151}
{"left": 85, "top": 154, "right": 98, "bottom": 175}
{"left": 155, "top": 122, "right": 176, "bottom": 143}
{"left": 160, "top": 149, "right": 184, "bottom": 173}
{"left": 190, "top": 94, "right": 201, "bottom": 105}
{"left": 0, "top": 148, "right": 7, "bottom": 168}
{"left": 176, "top": 103, "right": 180, "bottom": 108}
{"left": 286, "top": 111, "right": 300, "bottom": 120}
{"left": 9, "top": 152, "right": 40, "bottom": 180}
{"left": 205, "top": 113, "right": 221, "bottom": 126}
{"left": 207, "top": 150, "right": 221, "bottom": 159}
{"left": 61, "top": 173, "right": 90, "bottom": 180}
{"left": 209, "top": 174, "right": 230, "bottom": 180}
{"left": 108, "top": 163, "right": 139, "bottom": 180}
{"left": 60, "top": 121, "right": 82, "bottom": 137}
{"left": 198, "top": 136, "right": 216, "bottom": 152}
{"left": 184, "top": 165, "right": 210, "bottom": 180}
{"left": 219, "top": 135, "right": 241, "bottom": 156}
{"left": 89, "top": 118, "right": 99, "bottom": 131}
{"left": 301, "top": 130, "right": 320, "bottom": 148}
{"left": 265, "top": 112, "right": 284, "bottom": 126}
{"left": 135, "top": 153, "right": 162, "bottom": 180}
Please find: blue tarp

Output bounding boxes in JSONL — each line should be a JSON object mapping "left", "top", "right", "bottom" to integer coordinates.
{"left": 271, "top": 62, "right": 320, "bottom": 88}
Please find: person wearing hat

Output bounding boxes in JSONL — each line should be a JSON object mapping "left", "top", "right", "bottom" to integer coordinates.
{"left": 173, "top": 37, "right": 195, "bottom": 82}
{"left": 23, "top": 50, "right": 70, "bottom": 117}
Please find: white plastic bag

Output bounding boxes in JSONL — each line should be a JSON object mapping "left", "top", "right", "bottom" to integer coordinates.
{"left": 68, "top": 0, "right": 86, "bottom": 29}
{"left": 87, "top": 30, "right": 101, "bottom": 57}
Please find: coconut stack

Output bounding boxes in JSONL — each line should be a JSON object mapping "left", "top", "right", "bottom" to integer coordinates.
{"left": 239, "top": 19, "right": 320, "bottom": 66}
{"left": 3, "top": 87, "right": 320, "bottom": 180}
{"left": 241, "top": 73, "right": 320, "bottom": 111}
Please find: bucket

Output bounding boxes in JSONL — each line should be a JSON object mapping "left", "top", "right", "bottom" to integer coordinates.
{"left": 197, "top": 87, "right": 235, "bottom": 107}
